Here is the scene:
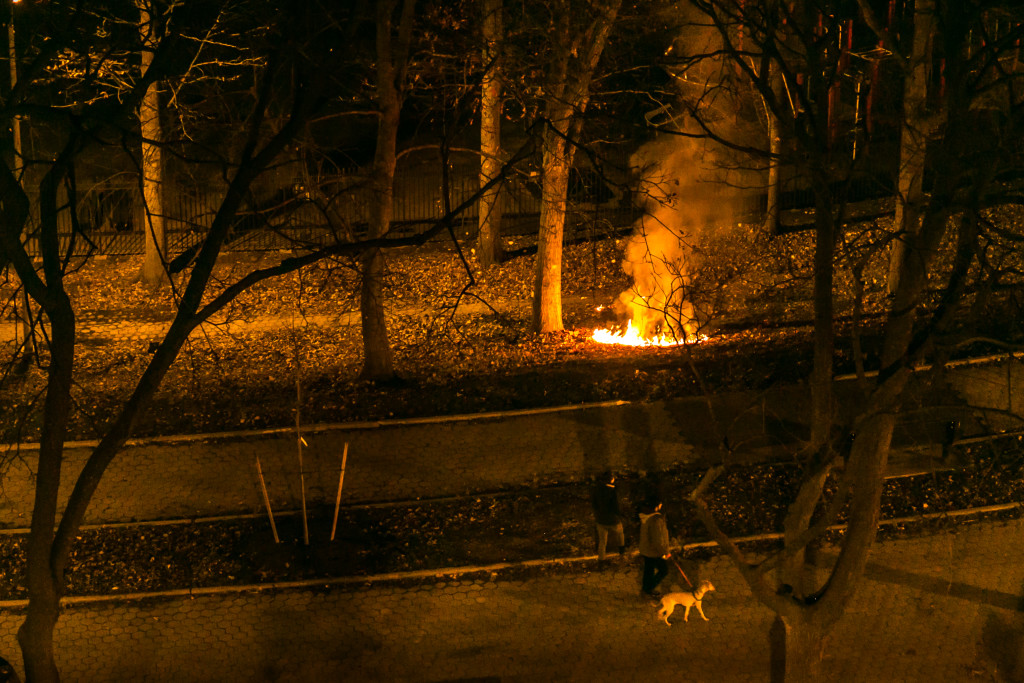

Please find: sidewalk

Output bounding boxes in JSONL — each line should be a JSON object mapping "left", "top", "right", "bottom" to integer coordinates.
{"left": 0, "top": 516, "right": 1018, "bottom": 681}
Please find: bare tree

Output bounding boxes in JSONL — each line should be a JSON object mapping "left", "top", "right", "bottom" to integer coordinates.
{"left": 883, "top": 0, "right": 938, "bottom": 295}
{"left": 531, "top": 0, "right": 622, "bottom": 333}
{"left": 0, "top": 5, "right": 544, "bottom": 678}
{"left": 137, "top": 0, "right": 167, "bottom": 288}
{"left": 0, "top": 3, "right": 331, "bottom": 678}
{"left": 358, "top": 0, "right": 415, "bottom": 381}
{"left": 678, "top": 0, "right": 1024, "bottom": 678}
{"left": 477, "top": 0, "right": 505, "bottom": 267}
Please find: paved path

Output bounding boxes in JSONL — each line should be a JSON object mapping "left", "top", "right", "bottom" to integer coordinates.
{"left": 0, "top": 400, "right": 698, "bottom": 527}
{"left": 0, "top": 517, "right": 1019, "bottom": 681}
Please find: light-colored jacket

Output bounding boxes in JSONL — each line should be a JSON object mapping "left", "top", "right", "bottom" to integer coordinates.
{"left": 638, "top": 512, "right": 669, "bottom": 558}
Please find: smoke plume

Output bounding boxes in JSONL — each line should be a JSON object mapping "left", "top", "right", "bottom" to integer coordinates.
{"left": 615, "top": 129, "right": 750, "bottom": 340}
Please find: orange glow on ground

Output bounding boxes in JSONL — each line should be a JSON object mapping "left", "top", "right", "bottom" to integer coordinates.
{"left": 591, "top": 320, "right": 703, "bottom": 347}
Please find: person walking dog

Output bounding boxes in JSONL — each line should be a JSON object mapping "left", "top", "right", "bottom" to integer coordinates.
{"left": 591, "top": 471, "right": 626, "bottom": 563}
{"left": 639, "top": 499, "right": 670, "bottom": 598}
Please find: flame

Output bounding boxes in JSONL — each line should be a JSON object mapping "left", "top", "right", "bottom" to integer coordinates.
{"left": 591, "top": 319, "right": 702, "bottom": 347}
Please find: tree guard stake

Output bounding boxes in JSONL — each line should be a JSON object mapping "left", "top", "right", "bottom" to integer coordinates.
{"left": 294, "top": 269, "right": 309, "bottom": 546}
{"left": 296, "top": 378, "right": 309, "bottom": 546}
{"left": 331, "top": 442, "right": 349, "bottom": 541}
{"left": 256, "top": 456, "right": 280, "bottom": 544}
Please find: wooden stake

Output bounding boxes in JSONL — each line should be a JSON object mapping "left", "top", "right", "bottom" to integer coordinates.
{"left": 256, "top": 456, "right": 280, "bottom": 544}
{"left": 293, "top": 268, "right": 309, "bottom": 546}
{"left": 331, "top": 443, "right": 349, "bottom": 541}
{"left": 296, "top": 379, "right": 309, "bottom": 546}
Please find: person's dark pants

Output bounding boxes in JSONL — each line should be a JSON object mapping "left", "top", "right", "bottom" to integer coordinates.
{"left": 595, "top": 522, "right": 625, "bottom": 561}
{"left": 641, "top": 555, "right": 668, "bottom": 594}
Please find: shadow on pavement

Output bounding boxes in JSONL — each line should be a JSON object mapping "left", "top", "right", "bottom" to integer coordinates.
{"left": 817, "top": 552, "right": 1024, "bottom": 611}
{"left": 981, "top": 611, "right": 1023, "bottom": 681}
{"left": 980, "top": 577, "right": 1024, "bottom": 682}
{"left": 862, "top": 560, "right": 1024, "bottom": 612}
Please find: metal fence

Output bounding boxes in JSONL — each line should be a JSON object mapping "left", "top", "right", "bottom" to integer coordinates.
{"left": 21, "top": 161, "right": 895, "bottom": 259}
{"left": 24, "top": 161, "right": 639, "bottom": 258}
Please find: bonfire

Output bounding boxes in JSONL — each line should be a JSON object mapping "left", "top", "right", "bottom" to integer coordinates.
{"left": 591, "top": 304, "right": 705, "bottom": 348}
{"left": 591, "top": 319, "right": 689, "bottom": 347}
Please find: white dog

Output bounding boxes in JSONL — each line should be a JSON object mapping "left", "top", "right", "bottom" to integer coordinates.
{"left": 656, "top": 580, "right": 715, "bottom": 626}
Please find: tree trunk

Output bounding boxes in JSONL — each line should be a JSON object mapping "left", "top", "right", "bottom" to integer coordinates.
{"left": 765, "top": 119, "right": 781, "bottom": 234}
{"left": 138, "top": 0, "right": 166, "bottom": 289}
{"left": 809, "top": 178, "right": 835, "bottom": 448}
{"left": 767, "top": 181, "right": 953, "bottom": 682}
{"left": 477, "top": 0, "right": 504, "bottom": 268}
{"left": 359, "top": 247, "right": 393, "bottom": 379}
{"left": 359, "top": 0, "right": 413, "bottom": 380}
{"left": 764, "top": 68, "right": 782, "bottom": 234}
{"left": 8, "top": 4, "right": 21, "bottom": 185}
{"left": 780, "top": 462, "right": 832, "bottom": 596}
{"left": 770, "top": 614, "right": 829, "bottom": 683}
{"left": 888, "top": 0, "right": 934, "bottom": 295}
{"left": 17, "top": 594, "right": 58, "bottom": 683}
{"left": 18, "top": 288, "right": 75, "bottom": 683}
{"left": 533, "top": 127, "right": 569, "bottom": 332}
{"left": 529, "top": 0, "right": 621, "bottom": 334}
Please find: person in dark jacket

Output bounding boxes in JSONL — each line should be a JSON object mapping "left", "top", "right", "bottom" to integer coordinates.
{"left": 591, "top": 471, "right": 626, "bottom": 562}
{"left": 638, "top": 499, "right": 670, "bottom": 597}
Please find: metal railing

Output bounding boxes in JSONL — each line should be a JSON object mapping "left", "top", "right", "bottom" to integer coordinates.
{"left": 23, "top": 165, "right": 625, "bottom": 257}
{"left": 20, "top": 162, "right": 896, "bottom": 259}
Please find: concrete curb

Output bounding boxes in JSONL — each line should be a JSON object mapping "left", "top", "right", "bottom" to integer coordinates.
{"left": 0, "top": 399, "right": 632, "bottom": 452}
{"left": 832, "top": 351, "right": 1020, "bottom": 381}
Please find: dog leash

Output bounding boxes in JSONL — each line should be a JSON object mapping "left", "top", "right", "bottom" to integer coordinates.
{"left": 671, "top": 558, "right": 694, "bottom": 589}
